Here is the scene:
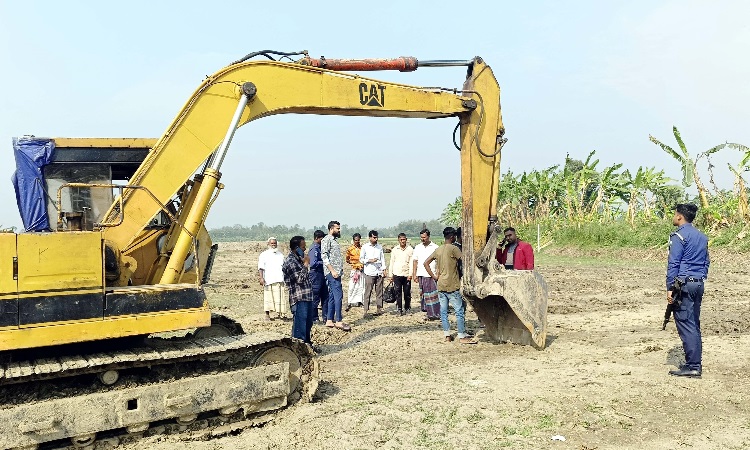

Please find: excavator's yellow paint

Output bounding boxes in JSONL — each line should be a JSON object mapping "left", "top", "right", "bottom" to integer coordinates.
{"left": 0, "top": 306, "right": 210, "bottom": 351}
{"left": 16, "top": 232, "right": 103, "bottom": 292}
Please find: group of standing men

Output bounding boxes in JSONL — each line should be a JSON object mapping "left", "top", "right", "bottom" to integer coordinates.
{"left": 257, "top": 221, "right": 538, "bottom": 346}
{"left": 343, "top": 228, "right": 440, "bottom": 319}
{"left": 343, "top": 230, "right": 425, "bottom": 317}
{"left": 257, "top": 221, "right": 350, "bottom": 346}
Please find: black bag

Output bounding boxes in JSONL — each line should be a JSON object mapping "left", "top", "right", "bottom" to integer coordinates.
{"left": 383, "top": 281, "right": 396, "bottom": 303}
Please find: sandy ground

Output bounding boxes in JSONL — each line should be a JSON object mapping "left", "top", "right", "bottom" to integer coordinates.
{"left": 123, "top": 241, "right": 750, "bottom": 450}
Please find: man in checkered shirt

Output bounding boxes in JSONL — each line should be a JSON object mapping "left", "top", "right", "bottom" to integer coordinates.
{"left": 282, "top": 235, "right": 314, "bottom": 345}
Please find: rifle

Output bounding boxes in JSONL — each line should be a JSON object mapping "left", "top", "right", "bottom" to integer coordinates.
{"left": 662, "top": 278, "right": 683, "bottom": 330}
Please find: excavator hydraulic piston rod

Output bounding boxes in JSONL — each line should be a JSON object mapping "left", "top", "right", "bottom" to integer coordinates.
{"left": 300, "top": 56, "right": 475, "bottom": 72}
{"left": 301, "top": 56, "right": 419, "bottom": 72}
{"left": 418, "top": 59, "right": 475, "bottom": 67}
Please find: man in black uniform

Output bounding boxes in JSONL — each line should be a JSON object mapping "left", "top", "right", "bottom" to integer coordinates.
{"left": 666, "top": 203, "right": 710, "bottom": 378}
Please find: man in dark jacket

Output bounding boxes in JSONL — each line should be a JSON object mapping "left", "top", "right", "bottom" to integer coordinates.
{"left": 496, "top": 227, "right": 534, "bottom": 270}
{"left": 308, "top": 230, "right": 328, "bottom": 322}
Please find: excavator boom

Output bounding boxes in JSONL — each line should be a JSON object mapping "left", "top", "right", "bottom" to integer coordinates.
{"left": 100, "top": 59, "right": 479, "bottom": 252}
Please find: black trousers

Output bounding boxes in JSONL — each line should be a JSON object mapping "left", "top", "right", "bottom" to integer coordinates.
{"left": 392, "top": 275, "right": 412, "bottom": 311}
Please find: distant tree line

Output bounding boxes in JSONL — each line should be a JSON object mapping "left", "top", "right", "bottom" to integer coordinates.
{"left": 210, "top": 219, "right": 448, "bottom": 242}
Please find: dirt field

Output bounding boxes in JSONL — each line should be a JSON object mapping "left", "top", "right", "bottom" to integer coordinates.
{"left": 124, "top": 241, "right": 750, "bottom": 450}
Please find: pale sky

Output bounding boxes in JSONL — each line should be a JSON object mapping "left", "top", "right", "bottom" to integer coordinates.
{"left": 1, "top": 1, "right": 748, "bottom": 230}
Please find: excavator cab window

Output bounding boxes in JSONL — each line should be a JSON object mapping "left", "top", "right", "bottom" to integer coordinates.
{"left": 43, "top": 138, "right": 153, "bottom": 231}
{"left": 44, "top": 163, "right": 113, "bottom": 231}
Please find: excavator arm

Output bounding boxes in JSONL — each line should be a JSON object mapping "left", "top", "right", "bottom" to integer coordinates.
{"left": 100, "top": 54, "right": 546, "bottom": 348}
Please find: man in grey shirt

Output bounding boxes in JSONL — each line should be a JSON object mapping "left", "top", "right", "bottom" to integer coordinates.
{"left": 321, "top": 220, "right": 351, "bottom": 331}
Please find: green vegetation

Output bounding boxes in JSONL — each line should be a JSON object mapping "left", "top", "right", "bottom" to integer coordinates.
{"left": 440, "top": 128, "right": 750, "bottom": 251}
{"left": 536, "top": 414, "right": 556, "bottom": 430}
{"left": 502, "top": 425, "right": 532, "bottom": 437}
{"left": 209, "top": 128, "right": 749, "bottom": 251}
{"left": 465, "top": 411, "right": 486, "bottom": 424}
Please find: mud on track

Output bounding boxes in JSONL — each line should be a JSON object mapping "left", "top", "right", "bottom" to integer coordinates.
{"left": 113, "top": 242, "right": 749, "bottom": 450}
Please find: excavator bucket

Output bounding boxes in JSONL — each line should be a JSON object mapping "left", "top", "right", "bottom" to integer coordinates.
{"left": 467, "top": 271, "right": 548, "bottom": 349}
{"left": 454, "top": 58, "right": 549, "bottom": 349}
{"left": 461, "top": 223, "right": 549, "bottom": 349}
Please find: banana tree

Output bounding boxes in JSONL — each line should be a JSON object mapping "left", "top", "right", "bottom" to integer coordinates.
{"left": 563, "top": 151, "right": 600, "bottom": 222}
{"left": 726, "top": 142, "right": 750, "bottom": 220}
{"left": 588, "top": 163, "right": 628, "bottom": 220}
{"left": 641, "top": 167, "right": 671, "bottom": 219}
{"left": 727, "top": 164, "right": 748, "bottom": 220}
{"left": 525, "top": 166, "right": 562, "bottom": 221}
{"left": 649, "top": 127, "right": 710, "bottom": 209}
{"left": 497, "top": 170, "right": 524, "bottom": 224}
{"left": 623, "top": 168, "right": 645, "bottom": 226}
{"left": 440, "top": 196, "right": 463, "bottom": 227}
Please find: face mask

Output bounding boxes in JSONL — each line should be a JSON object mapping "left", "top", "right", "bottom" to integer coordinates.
{"left": 296, "top": 247, "right": 304, "bottom": 257}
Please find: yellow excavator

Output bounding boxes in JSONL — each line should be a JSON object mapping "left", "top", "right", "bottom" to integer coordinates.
{"left": 0, "top": 50, "right": 547, "bottom": 449}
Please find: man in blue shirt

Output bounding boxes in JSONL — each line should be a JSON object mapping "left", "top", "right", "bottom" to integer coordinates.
{"left": 308, "top": 230, "right": 328, "bottom": 323}
{"left": 666, "top": 203, "right": 710, "bottom": 378}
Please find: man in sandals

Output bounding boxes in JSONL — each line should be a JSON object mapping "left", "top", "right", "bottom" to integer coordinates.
{"left": 321, "top": 220, "right": 351, "bottom": 331}
{"left": 258, "top": 237, "right": 287, "bottom": 321}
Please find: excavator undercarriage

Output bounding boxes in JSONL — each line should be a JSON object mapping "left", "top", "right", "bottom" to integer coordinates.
{"left": 0, "top": 317, "right": 318, "bottom": 449}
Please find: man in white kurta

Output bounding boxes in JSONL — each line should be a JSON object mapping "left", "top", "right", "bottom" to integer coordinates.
{"left": 258, "top": 237, "right": 288, "bottom": 320}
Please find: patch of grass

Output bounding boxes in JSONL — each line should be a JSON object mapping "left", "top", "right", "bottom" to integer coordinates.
{"left": 493, "top": 440, "right": 515, "bottom": 448}
{"left": 513, "top": 220, "right": 673, "bottom": 252}
{"left": 502, "top": 425, "right": 532, "bottom": 437}
{"left": 404, "top": 364, "right": 432, "bottom": 379}
{"left": 355, "top": 410, "right": 375, "bottom": 427}
{"left": 339, "top": 399, "right": 369, "bottom": 411}
{"left": 420, "top": 409, "right": 437, "bottom": 425}
{"left": 585, "top": 404, "right": 604, "bottom": 413}
{"left": 618, "top": 420, "right": 633, "bottom": 430}
{"left": 412, "top": 429, "right": 451, "bottom": 449}
{"left": 445, "top": 406, "right": 459, "bottom": 429}
{"left": 536, "top": 414, "right": 556, "bottom": 430}
{"left": 466, "top": 411, "right": 486, "bottom": 424}
{"left": 413, "top": 429, "right": 429, "bottom": 447}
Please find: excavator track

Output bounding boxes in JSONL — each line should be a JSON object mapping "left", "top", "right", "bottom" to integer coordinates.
{"left": 0, "top": 322, "right": 319, "bottom": 450}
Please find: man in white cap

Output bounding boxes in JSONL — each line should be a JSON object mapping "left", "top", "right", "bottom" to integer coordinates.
{"left": 258, "top": 237, "right": 287, "bottom": 321}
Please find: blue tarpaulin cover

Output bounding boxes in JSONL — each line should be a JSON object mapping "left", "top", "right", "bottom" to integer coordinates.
{"left": 11, "top": 137, "right": 55, "bottom": 232}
